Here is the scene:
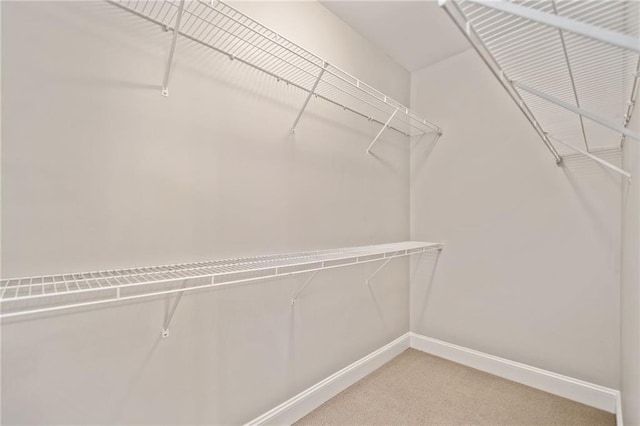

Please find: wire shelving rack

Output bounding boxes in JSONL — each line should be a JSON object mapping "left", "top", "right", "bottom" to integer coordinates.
{"left": 440, "top": 0, "right": 639, "bottom": 179}
{"left": 0, "top": 241, "right": 443, "bottom": 320}
{"left": 107, "top": 0, "right": 442, "bottom": 148}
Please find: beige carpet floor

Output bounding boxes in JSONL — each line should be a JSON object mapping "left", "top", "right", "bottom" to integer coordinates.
{"left": 295, "top": 349, "right": 615, "bottom": 426}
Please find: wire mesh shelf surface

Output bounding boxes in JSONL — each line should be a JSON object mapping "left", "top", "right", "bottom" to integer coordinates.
{"left": 107, "top": 0, "right": 440, "bottom": 137}
{"left": 0, "top": 241, "right": 443, "bottom": 319}
{"left": 450, "top": 0, "right": 639, "bottom": 158}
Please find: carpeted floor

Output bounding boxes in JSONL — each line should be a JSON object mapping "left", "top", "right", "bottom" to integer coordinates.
{"left": 295, "top": 349, "right": 615, "bottom": 426}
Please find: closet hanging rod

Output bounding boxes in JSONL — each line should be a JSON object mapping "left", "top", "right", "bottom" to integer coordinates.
{"left": 0, "top": 241, "right": 443, "bottom": 319}
{"left": 547, "top": 135, "right": 631, "bottom": 181}
{"left": 107, "top": 0, "right": 441, "bottom": 138}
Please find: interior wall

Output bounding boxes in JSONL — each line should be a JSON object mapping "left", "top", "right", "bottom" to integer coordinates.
{"left": 0, "top": 1, "right": 411, "bottom": 424}
{"left": 621, "top": 109, "right": 639, "bottom": 425}
{"left": 410, "top": 49, "right": 621, "bottom": 389}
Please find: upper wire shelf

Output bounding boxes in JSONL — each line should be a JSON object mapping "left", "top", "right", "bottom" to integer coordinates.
{"left": 441, "top": 0, "right": 639, "bottom": 179}
{"left": 107, "top": 0, "right": 441, "bottom": 139}
{"left": 0, "top": 241, "right": 443, "bottom": 319}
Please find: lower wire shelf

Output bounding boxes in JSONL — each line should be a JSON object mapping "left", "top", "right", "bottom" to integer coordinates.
{"left": 0, "top": 241, "right": 442, "bottom": 319}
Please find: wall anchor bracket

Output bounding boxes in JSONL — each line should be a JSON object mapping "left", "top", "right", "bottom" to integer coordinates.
{"left": 162, "top": 280, "right": 188, "bottom": 338}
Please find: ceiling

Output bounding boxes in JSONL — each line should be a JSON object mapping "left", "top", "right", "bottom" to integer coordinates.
{"left": 320, "top": 1, "right": 471, "bottom": 72}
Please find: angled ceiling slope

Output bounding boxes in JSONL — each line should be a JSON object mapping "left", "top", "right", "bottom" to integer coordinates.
{"left": 320, "top": 1, "right": 470, "bottom": 72}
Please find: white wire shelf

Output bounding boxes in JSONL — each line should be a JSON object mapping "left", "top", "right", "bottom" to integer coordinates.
{"left": 441, "top": 0, "right": 639, "bottom": 179}
{"left": 107, "top": 0, "right": 441, "bottom": 140}
{"left": 0, "top": 241, "right": 443, "bottom": 319}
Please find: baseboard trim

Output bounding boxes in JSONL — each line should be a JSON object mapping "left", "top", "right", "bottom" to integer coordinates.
{"left": 245, "top": 332, "right": 411, "bottom": 426}
{"left": 409, "top": 332, "right": 619, "bottom": 415}
{"left": 616, "top": 390, "right": 623, "bottom": 426}
{"left": 246, "top": 332, "right": 622, "bottom": 425}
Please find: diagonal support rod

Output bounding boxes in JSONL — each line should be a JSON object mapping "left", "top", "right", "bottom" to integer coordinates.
{"left": 367, "top": 108, "right": 399, "bottom": 154}
{"left": 366, "top": 258, "right": 392, "bottom": 286}
{"left": 513, "top": 80, "right": 640, "bottom": 142}
{"left": 291, "top": 270, "right": 320, "bottom": 305}
{"left": 162, "top": 280, "right": 188, "bottom": 338}
{"left": 161, "top": 0, "right": 186, "bottom": 97}
{"left": 292, "top": 62, "right": 328, "bottom": 133}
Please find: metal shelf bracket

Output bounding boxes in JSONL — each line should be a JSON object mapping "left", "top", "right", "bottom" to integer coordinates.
{"left": 291, "top": 270, "right": 320, "bottom": 305}
{"left": 291, "top": 62, "right": 328, "bottom": 134}
{"left": 367, "top": 107, "right": 399, "bottom": 154}
{"left": 161, "top": 0, "right": 186, "bottom": 97}
{"left": 366, "top": 258, "right": 392, "bottom": 286}
{"left": 162, "top": 280, "right": 188, "bottom": 338}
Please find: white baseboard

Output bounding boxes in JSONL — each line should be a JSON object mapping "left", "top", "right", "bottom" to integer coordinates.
{"left": 616, "top": 390, "right": 623, "bottom": 426}
{"left": 409, "top": 332, "right": 620, "bottom": 415}
{"left": 245, "top": 332, "right": 411, "bottom": 426}
{"left": 246, "top": 332, "right": 622, "bottom": 426}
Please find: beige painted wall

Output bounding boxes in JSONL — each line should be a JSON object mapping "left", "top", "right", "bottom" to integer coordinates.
{"left": 410, "top": 49, "right": 621, "bottom": 389}
{"left": 0, "top": 1, "right": 412, "bottom": 423}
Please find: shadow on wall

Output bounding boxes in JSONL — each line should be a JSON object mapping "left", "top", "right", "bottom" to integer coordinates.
{"left": 410, "top": 250, "right": 443, "bottom": 332}
{"left": 560, "top": 149, "right": 624, "bottom": 260}
{"left": 411, "top": 131, "right": 443, "bottom": 181}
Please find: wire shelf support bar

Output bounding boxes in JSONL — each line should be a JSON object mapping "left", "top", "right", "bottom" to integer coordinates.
{"left": 161, "top": 0, "right": 185, "bottom": 97}
{"left": 365, "top": 258, "right": 392, "bottom": 286}
{"left": 367, "top": 107, "right": 399, "bottom": 154}
{"left": 290, "top": 270, "right": 320, "bottom": 305}
{"left": 162, "top": 279, "right": 188, "bottom": 338}
{"left": 291, "top": 62, "right": 327, "bottom": 134}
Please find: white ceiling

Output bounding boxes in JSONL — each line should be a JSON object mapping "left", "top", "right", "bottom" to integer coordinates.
{"left": 320, "top": 1, "right": 471, "bottom": 72}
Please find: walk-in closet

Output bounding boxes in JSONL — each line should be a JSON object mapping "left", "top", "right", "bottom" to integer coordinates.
{"left": 1, "top": 0, "right": 639, "bottom": 424}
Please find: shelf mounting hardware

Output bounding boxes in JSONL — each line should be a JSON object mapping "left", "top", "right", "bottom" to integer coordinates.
{"left": 466, "top": 0, "right": 640, "bottom": 54}
{"left": 162, "top": 280, "right": 188, "bottom": 338}
{"left": 291, "top": 270, "right": 320, "bottom": 305}
{"left": 291, "top": 62, "right": 328, "bottom": 134}
{"left": 366, "top": 258, "right": 392, "bottom": 287}
{"left": 367, "top": 107, "right": 399, "bottom": 154}
{"left": 512, "top": 80, "right": 640, "bottom": 142}
{"left": 161, "top": 0, "right": 186, "bottom": 97}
